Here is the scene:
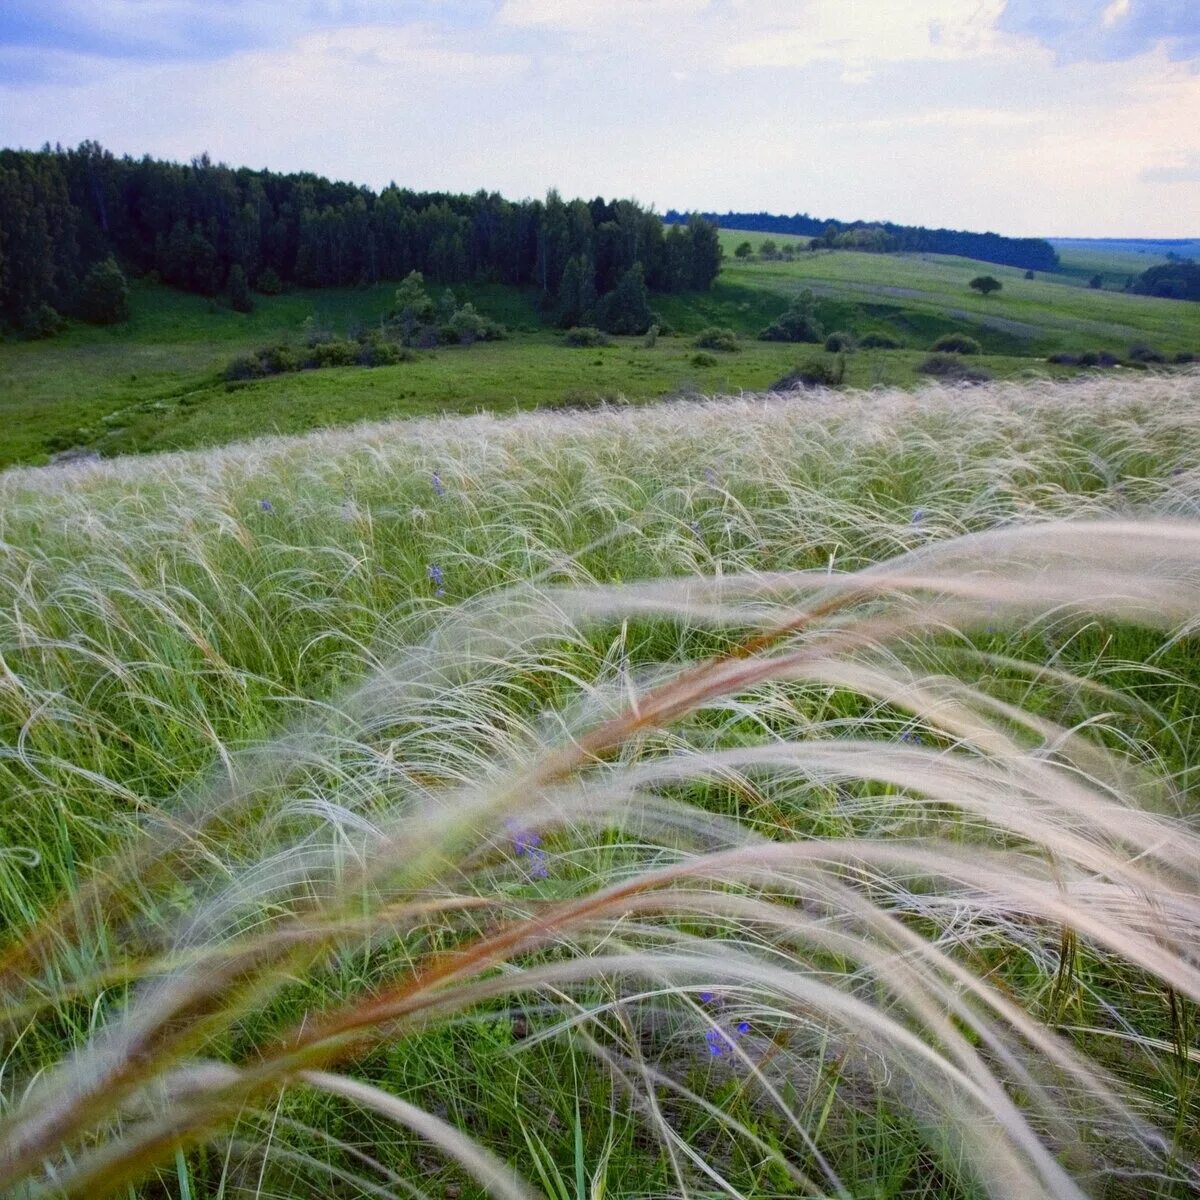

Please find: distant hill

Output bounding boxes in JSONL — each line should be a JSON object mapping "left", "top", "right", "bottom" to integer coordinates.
{"left": 1049, "top": 237, "right": 1200, "bottom": 259}
{"left": 665, "top": 209, "right": 1059, "bottom": 272}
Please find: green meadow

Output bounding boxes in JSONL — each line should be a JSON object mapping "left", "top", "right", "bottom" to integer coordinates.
{"left": 2, "top": 235, "right": 1196, "bottom": 469}
{"left": 2, "top": 374, "right": 1200, "bottom": 1198}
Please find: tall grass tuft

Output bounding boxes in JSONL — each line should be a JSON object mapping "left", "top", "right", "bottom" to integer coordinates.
{"left": 2, "top": 374, "right": 1200, "bottom": 1198}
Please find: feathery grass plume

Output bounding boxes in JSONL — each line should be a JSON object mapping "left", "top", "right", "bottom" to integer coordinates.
{"left": 1, "top": 375, "right": 1200, "bottom": 1198}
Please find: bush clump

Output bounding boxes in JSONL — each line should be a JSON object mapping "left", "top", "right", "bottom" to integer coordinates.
{"left": 1128, "top": 343, "right": 1165, "bottom": 364}
{"left": 78, "top": 255, "right": 131, "bottom": 324}
{"left": 771, "top": 355, "right": 846, "bottom": 390}
{"left": 1175, "top": 351, "right": 1196, "bottom": 364}
{"left": 693, "top": 327, "right": 740, "bottom": 352}
{"left": 22, "top": 303, "right": 65, "bottom": 339}
{"left": 759, "top": 290, "right": 824, "bottom": 343}
{"left": 858, "top": 331, "right": 900, "bottom": 350}
{"left": 824, "top": 331, "right": 855, "bottom": 352}
{"left": 308, "top": 339, "right": 360, "bottom": 368}
{"left": 255, "top": 267, "right": 283, "bottom": 295}
{"left": 442, "top": 303, "right": 506, "bottom": 346}
{"left": 930, "top": 333, "right": 982, "bottom": 355}
{"left": 690, "top": 351, "right": 719, "bottom": 367}
{"left": 564, "top": 326, "right": 611, "bottom": 348}
{"left": 917, "top": 353, "right": 993, "bottom": 383}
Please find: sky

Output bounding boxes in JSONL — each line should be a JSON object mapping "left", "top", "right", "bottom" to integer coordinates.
{"left": 1, "top": 1, "right": 1198, "bottom": 237}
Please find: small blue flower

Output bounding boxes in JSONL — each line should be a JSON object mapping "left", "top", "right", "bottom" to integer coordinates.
{"left": 911, "top": 508, "right": 925, "bottom": 525}
{"left": 688, "top": 520, "right": 702, "bottom": 539}
{"left": 736, "top": 1021, "right": 750, "bottom": 1035}
{"left": 432, "top": 470, "right": 446, "bottom": 498}
{"left": 507, "top": 821, "right": 550, "bottom": 880}
{"left": 259, "top": 498, "right": 274, "bottom": 513}
{"left": 427, "top": 562, "right": 445, "bottom": 597}
{"left": 524, "top": 847, "right": 550, "bottom": 879}
{"left": 699, "top": 991, "right": 715, "bottom": 1004}
{"left": 705, "top": 1028, "right": 733, "bottom": 1057}
{"left": 704, "top": 466, "right": 719, "bottom": 487}
{"left": 899, "top": 731, "right": 923, "bottom": 745}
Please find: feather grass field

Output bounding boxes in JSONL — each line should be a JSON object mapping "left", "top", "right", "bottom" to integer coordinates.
{"left": 2, "top": 374, "right": 1200, "bottom": 1198}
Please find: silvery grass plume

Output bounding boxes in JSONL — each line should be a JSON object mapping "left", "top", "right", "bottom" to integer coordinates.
{"left": 1, "top": 519, "right": 1199, "bottom": 1198}
{"left": 0, "top": 375, "right": 1199, "bottom": 1198}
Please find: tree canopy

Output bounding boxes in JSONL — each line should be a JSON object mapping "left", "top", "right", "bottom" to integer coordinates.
{"left": 666, "top": 208, "right": 1060, "bottom": 272}
{"left": 969, "top": 275, "right": 1002, "bottom": 296}
{"left": 0, "top": 143, "right": 723, "bottom": 333}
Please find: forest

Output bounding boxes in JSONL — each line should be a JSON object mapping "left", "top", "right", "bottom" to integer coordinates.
{"left": 666, "top": 207, "right": 1061, "bottom": 271}
{"left": 0, "top": 142, "right": 722, "bottom": 333}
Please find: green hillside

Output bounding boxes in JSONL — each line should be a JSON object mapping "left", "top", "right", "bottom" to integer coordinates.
{"left": 2, "top": 240, "right": 1195, "bottom": 469}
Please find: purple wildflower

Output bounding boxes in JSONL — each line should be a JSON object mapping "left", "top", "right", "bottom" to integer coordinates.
{"left": 704, "top": 466, "right": 719, "bottom": 487}
{"left": 427, "top": 562, "right": 445, "bottom": 597}
{"left": 736, "top": 1021, "right": 750, "bottom": 1035}
{"left": 432, "top": 470, "right": 446, "bottom": 498}
{"left": 899, "top": 731, "right": 923, "bottom": 746}
{"left": 705, "top": 1028, "right": 734, "bottom": 1057}
{"left": 699, "top": 991, "right": 715, "bottom": 1004}
{"left": 507, "top": 821, "right": 550, "bottom": 880}
{"left": 911, "top": 508, "right": 925, "bottom": 525}
{"left": 258, "top": 498, "right": 274, "bottom": 513}
{"left": 688, "top": 520, "right": 702, "bottom": 539}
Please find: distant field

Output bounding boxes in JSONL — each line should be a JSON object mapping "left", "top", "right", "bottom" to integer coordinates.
{"left": 707, "top": 234, "right": 1196, "bottom": 351}
{"left": 2, "top": 236, "right": 1196, "bottom": 468}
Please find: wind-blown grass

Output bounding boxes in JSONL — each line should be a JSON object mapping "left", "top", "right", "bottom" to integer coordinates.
{"left": 2, "top": 374, "right": 1200, "bottom": 1198}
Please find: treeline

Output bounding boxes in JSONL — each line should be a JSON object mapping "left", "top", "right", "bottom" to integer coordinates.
{"left": 1129, "top": 260, "right": 1200, "bottom": 302}
{"left": 0, "top": 142, "right": 722, "bottom": 332}
{"left": 665, "top": 208, "right": 1060, "bottom": 272}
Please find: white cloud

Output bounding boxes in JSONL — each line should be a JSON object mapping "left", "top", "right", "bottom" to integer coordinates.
{"left": 721, "top": 0, "right": 1010, "bottom": 70}
{"left": 2, "top": 2, "right": 1198, "bottom": 235}
{"left": 1102, "top": 0, "right": 1133, "bottom": 29}
{"left": 497, "top": 0, "right": 707, "bottom": 31}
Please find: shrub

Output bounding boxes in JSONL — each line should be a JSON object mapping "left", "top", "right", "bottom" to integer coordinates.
{"left": 734, "top": 241, "right": 752, "bottom": 259}
{"left": 772, "top": 355, "right": 845, "bottom": 390}
{"left": 691, "top": 351, "right": 719, "bottom": 367}
{"left": 759, "top": 291, "right": 823, "bottom": 343}
{"left": 693, "top": 327, "right": 740, "bottom": 352}
{"left": 968, "top": 275, "right": 1002, "bottom": 296}
{"left": 1128, "top": 343, "right": 1165, "bottom": 364}
{"left": 564, "top": 326, "right": 611, "bottom": 348}
{"left": 917, "top": 353, "right": 993, "bottom": 383}
{"left": 310, "top": 339, "right": 359, "bottom": 368}
{"left": 259, "top": 344, "right": 299, "bottom": 374}
{"left": 1024, "top": 269, "right": 1035, "bottom": 280}
{"left": 642, "top": 324, "right": 659, "bottom": 349}
{"left": 23, "top": 304, "right": 64, "bottom": 339}
{"left": 931, "top": 333, "right": 982, "bottom": 355}
{"left": 226, "top": 264, "right": 254, "bottom": 313}
{"left": 225, "top": 354, "right": 264, "bottom": 382}
{"left": 1047, "top": 353, "right": 1079, "bottom": 366}
{"left": 1174, "top": 351, "right": 1196, "bottom": 364}
{"left": 357, "top": 336, "right": 405, "bottom": 367}
{"left": 255, "top": 267, "right": 283, "bottom": 295}
{"left": 859, "top": 331, "right": 901, "bottom": 350}
{"left": 597, "top": 264, "right": 655, "bottom": 335}
{"left": 78, "top": 255, "right": 131, "bottom": 324}
{"left": 824, "top": 331, "right": 856, "bottom": 353}
{"left": 1097, "top": 351, "right": 1119, "bottom": 367}
{"left": 1089, "top": 274, "right": 1104, "bottom": 290}
{"left": 1077, "top": 351, "right": 1100, "bottom": 367}
{"left": 444, "top": 303, "right": 505, "bottom": 346}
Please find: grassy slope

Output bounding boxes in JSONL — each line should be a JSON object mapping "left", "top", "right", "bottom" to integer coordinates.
{"left": 2, "top": 375, "right": 1199, "bottom": 1198}
{"left": 1, "top": 239, "right": 1195, "bottom": 467}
